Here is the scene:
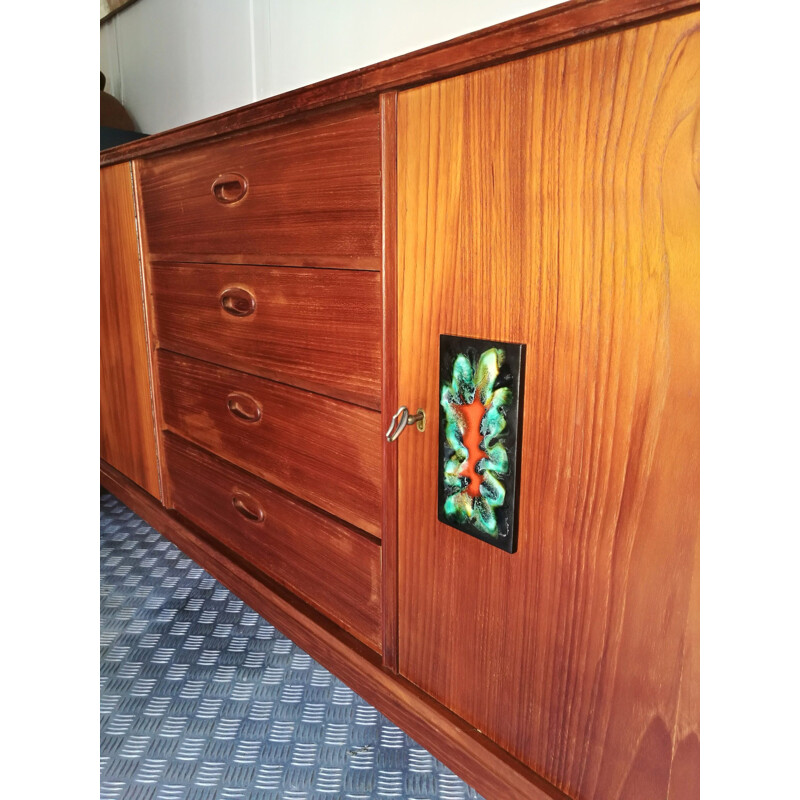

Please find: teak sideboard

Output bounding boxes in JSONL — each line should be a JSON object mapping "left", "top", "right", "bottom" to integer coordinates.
{"left": 100, "top": 2, "right": 700, "bottom": 798}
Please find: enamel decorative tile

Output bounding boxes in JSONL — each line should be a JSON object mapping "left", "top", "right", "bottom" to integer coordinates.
{"left": 438, "top": 335, "right": 525, "bottom": 553}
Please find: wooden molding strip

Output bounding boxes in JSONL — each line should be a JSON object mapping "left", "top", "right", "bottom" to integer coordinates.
{"left": 100, "top": 0, "right": 698, "bottom": 166}
{"left": 100, "top": 0, "right": 141, "bottom": 24}
{"left": 129, "top": 160, "right": 167, "bottom": 506}
{"left": 380, "top": 92, "right": 399, "bottom": 671}
{"left": 100, "top": 460, "right": 570, "bottom": 800}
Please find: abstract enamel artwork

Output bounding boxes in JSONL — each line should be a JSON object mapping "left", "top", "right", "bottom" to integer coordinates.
{"left": 438, "top": 335, "right": 525, "bottom": 553}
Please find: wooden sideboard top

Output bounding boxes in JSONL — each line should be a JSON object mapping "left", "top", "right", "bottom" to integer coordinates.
{"left": 99, "top": 0, "right": 698, "bottom": 167}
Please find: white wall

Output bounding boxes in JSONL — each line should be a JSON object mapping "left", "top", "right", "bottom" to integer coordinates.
{"left": 100, "top": 0, "right": 255, "bottom": 133}
{"left": 100, "top": 0, "right": 558, "bottom": 134}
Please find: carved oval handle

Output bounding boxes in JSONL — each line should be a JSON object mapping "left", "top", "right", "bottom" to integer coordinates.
{"left": 220, "top": 286, "right": 256, "bottom": 317}
{"left": 211, "top": 172, "right": 248, "bottom": 204}
{"left": 226, "top": 392, "right": 262, "bottom": 423}
{"left": 231, "top": 492, "right": 265, "bottom": 523}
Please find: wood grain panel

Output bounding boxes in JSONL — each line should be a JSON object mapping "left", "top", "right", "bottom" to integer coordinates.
{"left": 137, "top": 99, "right": 381, "bottom": 268}
{"left": 396, "top": 13, "right": 699, "bottom": 800}
{"left": 163, "top": 432, "right": 382, "bottom": 651}
{"left": 158, "top": 350, "right": 382, "bottom": 537}
{"left": 100, "top": 162, "right": 160, "bottom": 497}
{"left": 150, "top": 263, "right": 382, "bottom": 409}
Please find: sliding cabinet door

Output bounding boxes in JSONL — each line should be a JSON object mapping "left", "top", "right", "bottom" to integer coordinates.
{"left": 395, "top": 12, "right": 699, "bottom": 800}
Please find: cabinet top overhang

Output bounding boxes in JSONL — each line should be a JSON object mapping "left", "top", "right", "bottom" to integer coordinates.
{"left": 100, "top": 0, "right": 697, "bottom": 167}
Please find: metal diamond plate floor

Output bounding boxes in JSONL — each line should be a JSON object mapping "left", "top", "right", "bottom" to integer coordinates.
{"left": 100, "top": 490, "right": 486, "bottom": 800}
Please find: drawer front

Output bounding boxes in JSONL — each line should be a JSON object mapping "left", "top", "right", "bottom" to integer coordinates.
{"left": 164, "top": 432, "right": 382, "bottom": 651}
{"left": 159, "top": 350, "right": 382, "bottom": 537}
{"left": 151, "top": 263, "right": 382, "bottom": 409}
{"left": 137, "top": 100, "right": 381, "bottom": 269}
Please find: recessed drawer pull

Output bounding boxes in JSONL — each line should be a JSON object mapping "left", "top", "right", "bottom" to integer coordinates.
{"left": 231, "top": 492, "right": 265, "bottom": 523}
{"left": 211, "top": 172, "right": 248, "bottom": 204}
{"left": 226, "top": 392, "right": 262, "bottom": 423}
{"left": 220, "top": 286, "right": 256, "bottom": 317}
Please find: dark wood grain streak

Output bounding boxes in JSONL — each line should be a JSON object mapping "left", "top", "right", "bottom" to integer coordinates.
{"left": 100, "top": 460, "right": 571, "bottom": 800}
{"left": 149, "top": 262, "right": 382, "bottom": 410}
{"left": 163, "top": 433, "right": 382, "bottom": 651}
{"left": 396, "top": 13, "right": 699, "bottom": 800}
{"left": 100, "top": 162, "right": 160, "bottom": 498}
{"left": 137, "top": 99, "right": 381, "bottom": 269}
{"left": 145, "top": 253, "right": 381, "bottom": 270}
{"left": 158, "top": 350, "right": 382, "bottom": 537}
{"left": 100, "top": 0, "right": 698, "bottom": 167}
{"left": 380, "top": 92, "right": 399, "bottom": 671}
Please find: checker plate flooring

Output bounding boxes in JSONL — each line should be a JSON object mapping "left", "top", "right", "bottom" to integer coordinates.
{"left": 100, "top": 490, "right": 485, "bottom": 800}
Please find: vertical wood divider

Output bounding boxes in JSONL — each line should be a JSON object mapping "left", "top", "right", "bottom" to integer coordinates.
{"left": 380, "top": 91, "right": 399, "bottom": 671}
{"left": 131, "top": 159, "right": 170, "bottom": 509}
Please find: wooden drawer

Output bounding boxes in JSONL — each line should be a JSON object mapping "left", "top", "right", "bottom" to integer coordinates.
{"left": 151, "top": 262, "right": 381, "bottom": 409}
{"left": 158, "top": 350, "right": 382, "bottom": 537}
{"left": 164, "top": 432, "right": 382, "bottom": 651}
{"left": 136, "top": 99, "right": 381, "bottom": 269}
